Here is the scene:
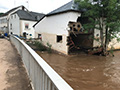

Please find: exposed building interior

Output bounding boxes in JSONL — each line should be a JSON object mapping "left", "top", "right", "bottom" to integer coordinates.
{"left": 67, "top": 17, "right": 94, "bottom": 54}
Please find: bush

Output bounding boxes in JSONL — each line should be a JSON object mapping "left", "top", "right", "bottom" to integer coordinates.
{"left": 34, "top": 41, "right": 46, "bottom": 51}
{"left": 47, "top": 42, "right": 52, "bottom": 53}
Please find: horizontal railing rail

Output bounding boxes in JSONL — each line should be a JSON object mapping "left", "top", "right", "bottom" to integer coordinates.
{"left": 10, "top": 35, "right": 73, "bottom": 90}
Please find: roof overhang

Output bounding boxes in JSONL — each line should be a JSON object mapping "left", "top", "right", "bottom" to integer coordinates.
{"left": 46, "top": 9, "right": 80, "bottom": 16}
{"left": 33, "top": 10, "right": 80, "bottom": 28}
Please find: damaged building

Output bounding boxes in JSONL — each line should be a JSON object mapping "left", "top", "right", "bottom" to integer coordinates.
{"left": 33, "top": 0, "right": 120, "bottom": 55}
{"left": 33, "top": 0, "right": 99, "bottom": 54}
{"left": 67, "top": 20, "right": 94, "bottom": 53}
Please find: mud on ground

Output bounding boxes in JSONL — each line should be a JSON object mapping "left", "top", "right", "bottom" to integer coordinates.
{"left": 0, "top": 39, "right": 32, "bottom": 90}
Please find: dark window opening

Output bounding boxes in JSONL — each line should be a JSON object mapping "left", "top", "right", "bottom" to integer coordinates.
{"left": 38, "top": 34, "right": 42, "bottom": 40}
{"left": 14, "top": 15, "right": 16, "bottom": 18}
{"left": 25, "top": 24, "right": 29, "bottom": 29}
{"left": 23, "top": 32, "right": 26, "bottom": 38}
{"left": 10, "top": 24, "right": 12, "bottom": 30}
{"left": 57, "top": 35, "right": 62, "bottom": 43}
{"left": 96, "top": 34, "right": 99, "bottom": 37}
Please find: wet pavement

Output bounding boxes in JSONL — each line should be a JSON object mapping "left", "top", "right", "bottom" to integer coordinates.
{"left": 0, "top": 39, "right": 32, "bottom": 90}
{"left": 36, "top": 51, "right": 120, "bottom": 90}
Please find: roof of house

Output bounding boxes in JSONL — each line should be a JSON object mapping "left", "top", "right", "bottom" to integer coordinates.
{"left": 0, "top": 5, "right": 24, "bottom": 17}
{"left": 33, "top": 0, "right": 80, "bottom": 27}
{"left": 46, "top": 0, "right": 79, "bottom": 16}
{"left": 14, "top": 10, "right": 45, "bottom": 21}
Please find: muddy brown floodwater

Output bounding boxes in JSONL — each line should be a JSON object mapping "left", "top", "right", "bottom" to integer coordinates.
{"left": 36, "top": 51, "right": 120, "bottom": 90}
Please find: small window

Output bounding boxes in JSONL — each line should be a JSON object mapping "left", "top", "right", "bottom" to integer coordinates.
{"left": 96, "top": 34, "right": 99, "bottom": 37}
{"left": 10, "top": 24, "right": 12, "bottom": 30}
{"left": 57, "top": 35, "right": 62, "bottom": 43}
{"left": 14, "top": 15, "right": 16, "bottom": 18}
{"left": 25, "top": 23, "right": 29, "bottom": 29}
{"left": 38, "top": 34, "right": 42, "bottom": 40}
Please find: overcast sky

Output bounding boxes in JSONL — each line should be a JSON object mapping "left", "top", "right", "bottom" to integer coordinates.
{"left": 0, "top": 0, "right": 71, "bottom": 14}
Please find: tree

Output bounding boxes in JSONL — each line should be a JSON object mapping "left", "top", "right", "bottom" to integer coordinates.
{"left": 0, "top": 13, "right": 4, "bottom": 16}
{"left": 75, "top": 0, "right": 120, "bottom": 55}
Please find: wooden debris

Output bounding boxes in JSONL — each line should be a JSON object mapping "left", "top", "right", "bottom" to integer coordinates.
{"left": 87, "top": 47, "right": 103, "bottom": 55}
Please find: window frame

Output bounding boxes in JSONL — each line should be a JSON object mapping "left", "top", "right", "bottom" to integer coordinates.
{"left": 56, "top": 35, "right": 62, "bottom": 43}
{"left": 25, "top": 23, "right": 29, "bottom": 30}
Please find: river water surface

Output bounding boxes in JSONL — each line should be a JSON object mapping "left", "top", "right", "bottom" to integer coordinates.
{"left": 36, "top": 51, "right": 120, "bottom": 90}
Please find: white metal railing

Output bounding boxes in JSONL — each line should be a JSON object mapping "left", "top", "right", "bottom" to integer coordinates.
{"left": 10, "top": 35, "right": 73, "bottom": 90}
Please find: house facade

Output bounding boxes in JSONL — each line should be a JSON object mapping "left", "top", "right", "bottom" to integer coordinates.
{"left": 9, "top": 10, "right": 44, "bottom": 38}
{"left": 0, "top": 16, "right": 7, "bottom": 33}
{"left": 34, "top": 1, "right": 91, "bottom": 54}
{"left": 0, "top": 6, "right": 27, "bottom": 33}
{"left": 34, "top": 0, "right": 120, "bottom": 55}
{"left": 35, "top": 11, "right": 81, "bottom": 54}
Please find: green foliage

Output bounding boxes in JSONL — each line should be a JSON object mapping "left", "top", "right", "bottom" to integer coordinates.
{"left": 46, "top": 42, "right": 52, "bottom": 53}
{"left": 0, "top": 13, "right": 4, "bottom": 16}
{"left": 33, "top": 41, "right": 46, "bottom": 51}
{"left": 31, "top": 41, "right": 52, "bottom": 53}
{"left": 29, "top": 38, "right": 32, "bottom": 40}
{"left": 75, "top": 0, "right": 120, "bottom": 30}
{"left": 75, "top": 0, "right": 120, "bottom": 53}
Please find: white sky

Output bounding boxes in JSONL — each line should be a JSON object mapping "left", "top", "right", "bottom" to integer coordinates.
{"left": 0, "top": 0, "right": 71, "bottom": 14}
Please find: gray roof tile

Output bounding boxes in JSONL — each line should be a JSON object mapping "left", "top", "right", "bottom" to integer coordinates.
{"left": 47, "top": 1, "right": 79, "bottom": 16}
{"left": 15, "top": 10, "right": 45, "bottom": 21}
{"left": 0, "top": 5, "right": 24, "bottom": 17}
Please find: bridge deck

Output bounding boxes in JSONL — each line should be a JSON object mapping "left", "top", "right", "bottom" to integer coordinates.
{"left": 0, "top": 39, "right": 32, "bottom": 90}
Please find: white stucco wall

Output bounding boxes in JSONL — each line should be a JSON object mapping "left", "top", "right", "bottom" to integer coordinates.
{"left": 7, "top": 7, "right": 27, "bottom": 20}
{"left": 20, "top": 20, "right": 36, "bottom": 38}
{"left": 9, "top": 14, "right": 36, "bottom": 38}
{"left": 108, "top": 33, "right": 120, "bottom": 50}
{"left": 93, "top": 29, "right": 101, "bottom": 47}
{"left": 9, "top": 14, "right": 20, "bottom": 35}
{"left": 0, "top": 16, "right": 7, "bottom": 26}
{"left": 0, "top": 16, "right": 8, "bottom": 32}
{"left": 0, "top": 6, "right": 24, "bottom": 32}
{"left": 108, "top": 39, "right": 120, "bottom": 50}
{"left": 35, "top": 11, "right": 81, "bottom": 35}
{"left": 93, "top": 29, "right": 120, "bottom": 50}
{"left": 35, "top": 11, "right": 81, "bottom": 54}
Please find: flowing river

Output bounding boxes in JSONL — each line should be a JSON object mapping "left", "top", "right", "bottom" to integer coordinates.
{"left": 36, "top": 51, "right": 120, "bottom": 90}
